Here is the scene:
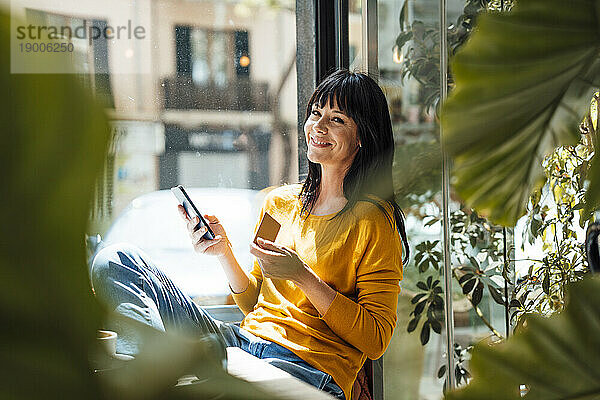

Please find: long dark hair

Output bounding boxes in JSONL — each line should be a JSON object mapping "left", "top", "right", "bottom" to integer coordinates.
{"left": 299, "top": 69, "right": 410, "bottom": 264}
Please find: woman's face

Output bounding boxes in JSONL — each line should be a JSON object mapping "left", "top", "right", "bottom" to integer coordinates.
{"left": 304, "top": 99, "right": 360, "bottom": 170}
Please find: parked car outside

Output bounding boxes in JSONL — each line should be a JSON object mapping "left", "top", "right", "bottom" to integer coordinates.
{"left": 91, "top": 188, "right": 264, "bottom": 305}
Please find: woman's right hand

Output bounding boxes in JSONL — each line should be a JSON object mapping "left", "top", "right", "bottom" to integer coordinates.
{"left": 177, "top": 205, "right": 230, "bottom": 257}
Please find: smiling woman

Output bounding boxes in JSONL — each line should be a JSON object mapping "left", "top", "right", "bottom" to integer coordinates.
{"left": 300, "top": 71, "right": 409, "bottom": 258}
{"left": 91, "top": 69, "right": 408, "bottom": 400}
{"left": 305, "top": 100, "right": 360, "bottom": 168}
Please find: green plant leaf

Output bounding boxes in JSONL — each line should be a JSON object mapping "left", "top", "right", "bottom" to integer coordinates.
{"left": 459, "top": 273, "right": 475, "bottom": 284}
{"left": 471, "top": 282, "right": 484, "bottom": 306}
{"left": 468, "top": 256, "right": 479, "bottom": 269}
{"left": 462, "top": 278, "right": 477, "bottom": 294}
{"left": 432, "top": 295, "right": 444, "bottom": 310}
{"left": 488, "top": 285, "right": 505, "bottom": 305}
{"left": 414, "top": 299, "right": 428, "bottom": 315}
{"left": 445, "top": 277, "right": 600, "bottom": 400}
{"left": 407, "top": 317, "right": 419, "bottom": 333}
{"left": 0, "top": 11, "right": 109, "bottom": 398}
{"left": 420, "top": 321, "right": 431, "bottom": 345}
{"left": 412, "top": 293, "right": 427, "bottom": 304}
{"left": 431, "top": 319, "right": 442, "bottom": 334}
{"left": 508, "top": 299, "right": 522, "bottom": 309}
{"left": 438, "top": 364, "right": 447, "bottom": 379}
{"left": 425, "top": 218, "right": 440, "bottom": 227}
{"left": 395, "top": 31, "right": 413, "bottom": 50}
{"left": 542, "top": 273, "right": 551, "bottom": 295}
{"left": 441, "top": 0, "right": 600, "bottom": 226}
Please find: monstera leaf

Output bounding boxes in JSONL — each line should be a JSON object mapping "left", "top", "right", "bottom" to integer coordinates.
{"left": 1, "top": 10, "right": 280, "bottom": 399}
{"left": 441, "top": 0, "right": 600, "bottom": 226}
{"left": 445, "top": 276, "right": 600, "bottom": 400}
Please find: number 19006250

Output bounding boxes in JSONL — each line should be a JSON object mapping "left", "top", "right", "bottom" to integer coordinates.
{"left": 19, "top": 42, "right": 74, "bottom": 52}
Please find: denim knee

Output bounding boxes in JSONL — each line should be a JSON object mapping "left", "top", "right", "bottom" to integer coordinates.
{"left": 90, "top": 242, "right": 143, "bottom": 292}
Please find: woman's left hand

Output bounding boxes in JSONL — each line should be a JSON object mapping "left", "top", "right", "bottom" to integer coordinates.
{"left": 250, "top": 238, "right": 309, "bottom": 284}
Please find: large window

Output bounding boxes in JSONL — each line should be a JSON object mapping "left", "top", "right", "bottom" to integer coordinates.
{"left": 10, "top": 0, "right": 298, "bottom": 305}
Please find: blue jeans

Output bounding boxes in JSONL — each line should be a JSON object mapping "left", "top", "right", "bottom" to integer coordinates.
{"left": 91, "top": 243, "right": 345, "bottom": 399}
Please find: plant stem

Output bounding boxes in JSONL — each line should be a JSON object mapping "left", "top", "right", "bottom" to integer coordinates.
{"left": 503, "top": 227, "right": 510, "bottom": 338}
{"left": 452, "top": 269, "right": 504, "bottom": 339}
{"left": 511, "top": 258, "right": 543, "bottom": 263}
{"left": 472, "top": 303, "right": 504, "bottom": 339}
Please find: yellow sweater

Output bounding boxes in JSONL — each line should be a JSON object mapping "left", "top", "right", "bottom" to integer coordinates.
{"left": 232, "top": 184, "right": 403, "bottom": 399}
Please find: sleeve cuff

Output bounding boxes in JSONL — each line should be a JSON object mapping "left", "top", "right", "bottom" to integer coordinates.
{"left": 321, "top": 291, "right": 358, "bottom": 336}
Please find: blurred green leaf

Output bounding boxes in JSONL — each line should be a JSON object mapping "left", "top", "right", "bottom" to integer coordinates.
{"left": 0, "top": 10, "right": 109, "bottom": 398}
{"left": 441, "top": 0, "right": 600, "bottom": 226}
{"left": 0, "top": 10, "right": 283, "bottom": 399}
{"left": 508, "top": 299, "right": 521, "bottom": 309}
{"left": 393, "top": 141, "right": 442, "bottom": 207}
{"left": 446, "top": 277, "right": 600, "bottom": 400}
{"left": 97, "top": 315, "right": 277, "bottom": 400}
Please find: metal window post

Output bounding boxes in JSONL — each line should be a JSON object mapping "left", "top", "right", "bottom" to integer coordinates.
{"left": 361, "top": 0, "right": 378, "bottom": 78}
{"left": 297, "top": 0, "right": 349, "bottom": 179}
{"left": 439, "top": 0, "right": 456, "bottom": 390}
{"left": 334, "top": 0, "right": 349, "bottom": 69}
{"left": 296, "top": 0, "right": 316, "bottom": 179}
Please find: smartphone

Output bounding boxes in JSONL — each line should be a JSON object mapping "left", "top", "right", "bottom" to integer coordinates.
{"left": 171, "top": 185, "right": 215, "bottom": 240}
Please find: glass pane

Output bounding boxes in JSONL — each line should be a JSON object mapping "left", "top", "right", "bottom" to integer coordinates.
{"left": 14, "top": 1, "right": 298, "bottom": 305}
{"left": 445, "top": 0, "right": 513, "bottom": 394}
{"left": 372, "top": 0, "right": 446, "bottom": 398}
{"left": 374, "top": 0, "right": 514, "bottom": 397}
